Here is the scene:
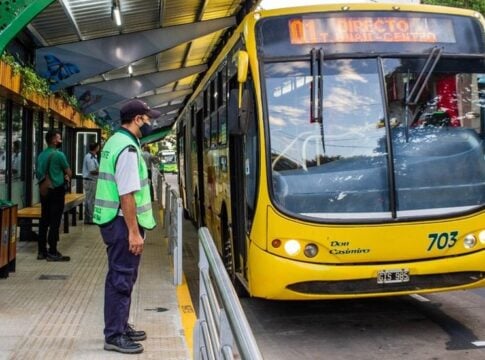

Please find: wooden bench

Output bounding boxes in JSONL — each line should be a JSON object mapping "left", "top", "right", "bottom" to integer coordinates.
{"left": 17, "top": 193, "right": 85, "bottom": 241}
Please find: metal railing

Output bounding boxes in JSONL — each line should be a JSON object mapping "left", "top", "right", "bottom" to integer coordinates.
{"left": 158, "top": 174, "right": 183, "bottom": 286}
{"left": 194, "top": 227, "right": 263, "bottom": 360}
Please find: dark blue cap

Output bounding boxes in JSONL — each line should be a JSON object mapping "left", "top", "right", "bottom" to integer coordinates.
{"left": 120, "top": 99, "right": 161, "bottom": 121}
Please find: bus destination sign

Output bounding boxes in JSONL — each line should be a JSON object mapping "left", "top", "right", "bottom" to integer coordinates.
{"left": 289, "top": 17, "right": 456, "bottom": 44}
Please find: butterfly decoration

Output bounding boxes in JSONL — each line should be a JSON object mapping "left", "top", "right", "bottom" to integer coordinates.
{"left": 96, "top": 109, "right": 114, "bottom": 126}
{"left": 43, "top": 54, "right": 80, "bottom": 85}
{"left": 78, "top": 90, "right": 102, "bottom": 111}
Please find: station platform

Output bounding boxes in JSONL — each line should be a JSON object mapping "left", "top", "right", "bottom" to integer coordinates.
{"left": 0, "top": 203, "right": 195, "bottom": 359}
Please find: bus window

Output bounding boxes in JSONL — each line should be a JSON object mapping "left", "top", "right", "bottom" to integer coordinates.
{"left": 265, "top": 59, "right": 389, "bottom": 216}
{"left": 203, "top": 116, "right": 210, "bottom": 150}
{"left": 210, "top": 112, "right": 218, "bottom": 148}
{"left": 217, "top": 69, "right": 224, "bottom": 108}
{"left": 383, "top": 58, "right": 485, "bottom": 214}
{"left": 210, "top": 79, "right": 216, "bottom": 114}
{"left": 203, "top": 87, "right": 209, "bottom": 118}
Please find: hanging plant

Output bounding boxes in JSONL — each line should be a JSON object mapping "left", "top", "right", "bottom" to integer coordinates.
{"left": 57, "top": 89, "right": 80, "bottom": 111}
{"left": 0, "top": 52, "right": 21, "bottom": 75}
{"left": 20, "top": 65, "right": 52, "bottom": 98}
{"left": 1, "top": 51, "right": 51, "bottom": 98}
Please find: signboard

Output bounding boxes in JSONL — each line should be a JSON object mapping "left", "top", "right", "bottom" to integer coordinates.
{"left": 289, "top": 17, "right": 456, "bottom": 44}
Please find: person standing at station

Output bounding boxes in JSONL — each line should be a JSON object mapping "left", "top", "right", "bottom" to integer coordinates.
{"left": 82, "top": 142, "right": 100, "bottom": 224}
{"left": 94, "top": 99, "right": 160, "bottom": 354}
{"left": 35, "top": 129, "right": 72, "bottom": 261}
{"left": 12, "top": 140, "right": 22, "bottom": 180}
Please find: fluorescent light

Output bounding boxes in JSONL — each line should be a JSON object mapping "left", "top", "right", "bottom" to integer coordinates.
{"left": 113, "top": 6, "right": 122, "bottom": 26}
{"left": 128, "top": 65, "right": 133, "bottom": 75}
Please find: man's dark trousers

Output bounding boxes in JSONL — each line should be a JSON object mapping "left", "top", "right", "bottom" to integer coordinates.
{"left": 101, "top": 216, "right": 142, "bottom": 339}
{"left": 38, "top": 186, "right": 65, "bottom": 255}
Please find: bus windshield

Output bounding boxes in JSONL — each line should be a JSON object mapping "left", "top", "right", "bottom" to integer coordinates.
{"left": 264, "top": 57, "right": 485, "bottom": 221}
{"left": 161, "top": 151, "right": 176, "bottom": 164}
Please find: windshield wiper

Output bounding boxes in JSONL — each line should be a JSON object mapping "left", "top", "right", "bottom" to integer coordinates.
{"left": 405, "top": 46, "right": 443, "bottom": 106}
{"left": 310, "top": 48, "right": 325, "bottom": 153}
{"left": 403, "top": 46, "right": 443, "bottom": 141}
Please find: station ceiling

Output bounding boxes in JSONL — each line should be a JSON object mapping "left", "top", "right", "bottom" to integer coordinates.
{"left": 22, "top": 0, "right": 258, "bottom": 131}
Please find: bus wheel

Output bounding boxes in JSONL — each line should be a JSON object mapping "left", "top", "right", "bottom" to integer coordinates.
{"left": 221, "top": 214, "right": 248, "bottom": 297}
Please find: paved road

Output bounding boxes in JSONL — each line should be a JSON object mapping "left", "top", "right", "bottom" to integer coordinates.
{"left": 241, "top": 290, "right": 485, "bottom": 359}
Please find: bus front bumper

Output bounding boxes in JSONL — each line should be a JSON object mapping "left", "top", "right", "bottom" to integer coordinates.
{"left": 247, "top": 244, "right": 485, "bottom": 300}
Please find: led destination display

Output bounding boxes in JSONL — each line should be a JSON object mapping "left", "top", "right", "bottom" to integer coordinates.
{"left": 289, "top": 17, "right": 456, "bottom": 44}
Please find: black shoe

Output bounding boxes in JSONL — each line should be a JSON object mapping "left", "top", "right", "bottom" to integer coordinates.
{"left": 125, "top": 324, "right": 147, "bottom": 341}
{"left": 104, "top": 334, "right": 143, "bottom": 354}
{"left": 46, "top": 251, "right": 71, "bottom": 262}
{"left": 37, "top": 253, "right": 47, "bottom": 260}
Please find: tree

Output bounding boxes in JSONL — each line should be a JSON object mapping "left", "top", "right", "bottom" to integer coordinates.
{"left": 422, "top": 0, "right": 485, "bottom": 15}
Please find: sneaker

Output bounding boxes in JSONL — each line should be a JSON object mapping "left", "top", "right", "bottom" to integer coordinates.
{"left": 37, "top": 253, "right": 47, "bottom": 260}
{"left": 104, "top": 334, "right": 143, "bottom": 354}
{"left": 125, "top": 324, "right": 147, "bottom": 341}
{"left": 46, "top": 251, "right": 71, "bottom": 262}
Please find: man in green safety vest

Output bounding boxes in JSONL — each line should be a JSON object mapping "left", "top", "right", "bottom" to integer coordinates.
{"left": 94, "top": 99, "right": 160, "bottom": 354}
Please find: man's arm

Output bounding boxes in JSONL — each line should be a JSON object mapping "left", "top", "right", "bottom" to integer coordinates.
{"left": 64, "top": 167, "right": 73, "bottom": 179}
{"left": 116, "top": 146, "right": 144, "bottom": 255}
{"left": 59, "top": 152, "right": 72, "bottom": 179}
{"left": 120, "top": 192, "right": 144, "bottom": 255}
{"left": 89, "top": 157, "right": 99, "bottom": 176}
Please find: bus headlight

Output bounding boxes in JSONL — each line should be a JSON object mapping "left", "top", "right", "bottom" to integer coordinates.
{"left": 463, "top": 234, "right": 477, "bottom": 249}
{"left": 304, "top": 244, "right": 318, "bottom": 258}
{"left": 479, "top": 231, "right": 485, "bottom": 245}
{"left": 284, "top": 240, "right": 301, "bottom": 256}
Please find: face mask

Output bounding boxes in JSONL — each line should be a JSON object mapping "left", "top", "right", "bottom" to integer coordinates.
{"left": 139, "top": 122, "right": 153, "bottom": 138}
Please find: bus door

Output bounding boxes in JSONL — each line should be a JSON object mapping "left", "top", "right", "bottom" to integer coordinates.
{"left": 228, "top": 77, "right": 257, "bottom": 282}
{"left": 228, "top": 85, "right": 246, "bottom": 280}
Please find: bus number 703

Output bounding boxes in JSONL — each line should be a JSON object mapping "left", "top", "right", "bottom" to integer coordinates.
{"left": 427, "top": 232, "right": 458, "bottom": 251}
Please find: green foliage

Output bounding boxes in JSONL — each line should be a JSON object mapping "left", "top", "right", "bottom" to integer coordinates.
{"left": 101, "top": 123, "right": 114, "bottom": 137}
{"left": 20, "top": 65, "right": 51, "bottom": 97}
{"left": 57, "top": 89, "right": 80, "bottom": 110}
{"left": 0, "top": 52, "right": 21, "bottom": 74}
{"left": 422, "top": 0, "right": 485, "bottom": 15}
{"left": 1, "top": 51, "right": 51, "bottom": 97}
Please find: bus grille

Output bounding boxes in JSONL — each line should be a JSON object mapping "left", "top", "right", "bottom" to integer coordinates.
{"left": 286, "top": 272, "right": 484, "bottom": 295}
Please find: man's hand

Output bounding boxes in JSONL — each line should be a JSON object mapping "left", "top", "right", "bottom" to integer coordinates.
{"left": 121, "top": 192, "right": 144, "bottom": 256}
{"left": 128, "top": 231, "right": 144, "bottom": 255}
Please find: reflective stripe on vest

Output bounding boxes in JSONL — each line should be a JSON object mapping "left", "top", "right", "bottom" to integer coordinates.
{"left": 93, "top": 131, "right": 155, "bottom": 229}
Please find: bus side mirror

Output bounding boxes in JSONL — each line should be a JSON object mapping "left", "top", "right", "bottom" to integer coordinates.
{"left": 237, "top": 50, "right": 249, "bottom": 84}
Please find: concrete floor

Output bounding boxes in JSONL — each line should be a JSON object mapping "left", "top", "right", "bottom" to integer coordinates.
{"left": 0, "top": 208, "right": 190, "bottom": 359}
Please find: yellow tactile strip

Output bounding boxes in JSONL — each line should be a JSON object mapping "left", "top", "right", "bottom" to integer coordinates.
{"left": 177, "top": 275, "right": 197, "bottom": 359}
{"left": 0, "top": 213, "right": 190, "bottom": 359}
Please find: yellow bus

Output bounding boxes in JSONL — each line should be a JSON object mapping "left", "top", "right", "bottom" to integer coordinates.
{"left": 176, "top": 3, "right": 485, "bottom": 299}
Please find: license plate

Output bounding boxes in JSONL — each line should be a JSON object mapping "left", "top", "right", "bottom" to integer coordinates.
{"left": 377, "top": 269, "right": 410, "bottom": 284}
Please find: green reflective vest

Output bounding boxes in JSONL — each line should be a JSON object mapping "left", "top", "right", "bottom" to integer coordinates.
{"left": 93, "top": 129, "right": 155, "bottom": 229}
